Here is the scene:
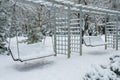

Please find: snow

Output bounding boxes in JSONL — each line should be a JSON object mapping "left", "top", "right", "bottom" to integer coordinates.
{"left": 9, "top": 37, "right": 55, "bottom": 60}
{"left": 0, "top": 36, "right": 120, "bottom": 80}
{"left": 84, "top": 65, "right": 118, "bottom": 80}
{"left": 83, "top": 36, "right": 106, "bottom": 47}
{"left": 25, "top": 0, "right": 120, "bottom": 15}
{"left": 109, "top": 55, "right": 120, "bottom": 73}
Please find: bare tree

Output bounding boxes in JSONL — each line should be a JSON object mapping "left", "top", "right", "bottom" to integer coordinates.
{"left": 74, "top": 0, "right": 89, "bottom": 40}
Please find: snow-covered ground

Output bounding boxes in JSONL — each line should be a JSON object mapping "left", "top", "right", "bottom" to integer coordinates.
{"left": 0, "top": 37, "right": 120, "bottom": 80}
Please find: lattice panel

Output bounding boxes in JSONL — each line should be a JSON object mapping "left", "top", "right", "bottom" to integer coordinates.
{"left": 55, "top": 7, "right": 68, "bottom": 55}
{"left": 106, "top": 22, "right": 120, "bottom": 50}
{"left": 54, "top": 7, "right": 81, "bottom": 55}
{"left": 70, "top": 18, "right": 80, "bottom": 53}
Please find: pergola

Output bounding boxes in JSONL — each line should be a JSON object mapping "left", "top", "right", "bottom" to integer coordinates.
{"left": 28, "top": 0, "right": 120, "bottom": 58}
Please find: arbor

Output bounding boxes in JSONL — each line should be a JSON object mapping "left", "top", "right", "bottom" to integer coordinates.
{"left": 73, "top": 0, "right": 117, "bottom": 37}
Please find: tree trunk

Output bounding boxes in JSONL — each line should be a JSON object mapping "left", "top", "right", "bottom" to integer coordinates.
{"left": 77, "top": 0, "right": 89, "bottom": 43}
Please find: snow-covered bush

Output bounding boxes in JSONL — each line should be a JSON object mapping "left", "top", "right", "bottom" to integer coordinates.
{"left": 83, "top": 65, "right": 118, "bottom": 80}
{"left": 83, "top": 54, "right": 120, "bottom": 80}
{"left": 109, "top": 55, "right": 120, "bottom": 75}
{"left": 0, "top": 0, "right": 10, "bottom": 54}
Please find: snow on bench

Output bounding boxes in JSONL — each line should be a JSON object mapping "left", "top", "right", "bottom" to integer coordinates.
{"left": 10, "top": 37, "right": 54, "bottom": 61}
{"left": 83, "top": 36, "right": 106, "bottom": 47}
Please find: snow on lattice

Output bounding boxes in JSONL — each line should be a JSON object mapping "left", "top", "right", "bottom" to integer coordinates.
{"left": 62, "top": 1, "right": 74, "bottom": 5}
{"left": 75, "top": 4, "right": 120, "bottom": 15}
{"left": 42, "top": 2, "right": 52, "bottom": 5}
{"left": 28, "top": 0, "right": 120, "bottom": 15}
{"left": 83, "top": 36, "right": 106, "bottom": 47}
{"left": 54, "top": 0, "right": 74, "bottom": 5}
{"left": 55, "top": 4, "right": 63, "bottom": 8}
{"left": 55, "top": 0, "right": 63, "bottom": 2}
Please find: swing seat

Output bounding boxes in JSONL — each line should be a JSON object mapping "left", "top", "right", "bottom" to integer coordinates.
{"left": 83, "top": 36, "right": 106, "bottom": 47}
{"left": 9, "top": 37, "right": 55, "bottom": 62}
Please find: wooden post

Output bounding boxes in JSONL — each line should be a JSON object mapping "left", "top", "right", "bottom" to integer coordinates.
{"left": 67, "top": 5, "right": 71, "bottom": 58}
{"left": 79, "top": 7, "right": 83, "bottom": 56}
{"left": 53, "top": 6, "right": 57, "bottom": 56}
{"left": 105, "top": 13, "right": 108, "bottom": 50}
{"left": 116, "top": 14, "right": 119, "bottom": 50}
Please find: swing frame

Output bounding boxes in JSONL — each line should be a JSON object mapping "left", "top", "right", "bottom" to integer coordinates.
{"left": 44, "top": 0, "right": 120, "bottom": 57}
{"left": 8, "top": 1, "right": 56, "bottom": 62}
{"left": 8, "top": 0, "right": 120, "bottom": 60}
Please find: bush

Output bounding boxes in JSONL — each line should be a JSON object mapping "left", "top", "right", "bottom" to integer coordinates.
{"left": 83, "top": 65, "right": 118, "bottom": 80}
{"left": 83, "top": 54, "right": 120, "bottom": 80}
{"left": 109, "top": 55, "right": 120, "bottom": 75}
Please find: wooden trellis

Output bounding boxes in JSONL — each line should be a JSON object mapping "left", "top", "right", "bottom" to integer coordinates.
{"left": 32, "top": 0, "right": 120, "bottom": 58}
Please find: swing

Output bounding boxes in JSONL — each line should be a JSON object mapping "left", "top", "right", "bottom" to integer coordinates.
{"left": 83, "top": 36, "right": 106, "bottom": 47}
{"left": 8, "top": 2, "right": 56, "bottom": 62}
{"left": 82, "top": 14, "right": 106, "bottom": 47}
{"left": 8, "top": 36, "right": 55, "bottom": 62}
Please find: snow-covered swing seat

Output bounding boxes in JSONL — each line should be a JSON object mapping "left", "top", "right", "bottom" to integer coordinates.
{"left": 8, "top": 37, "right": 55, "bottom": 62}
{"left": 83, "top": 36, "right": 106, "bottom": 47}
{"left": 7, "top": 1, "right": 56, "bottom": 62}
